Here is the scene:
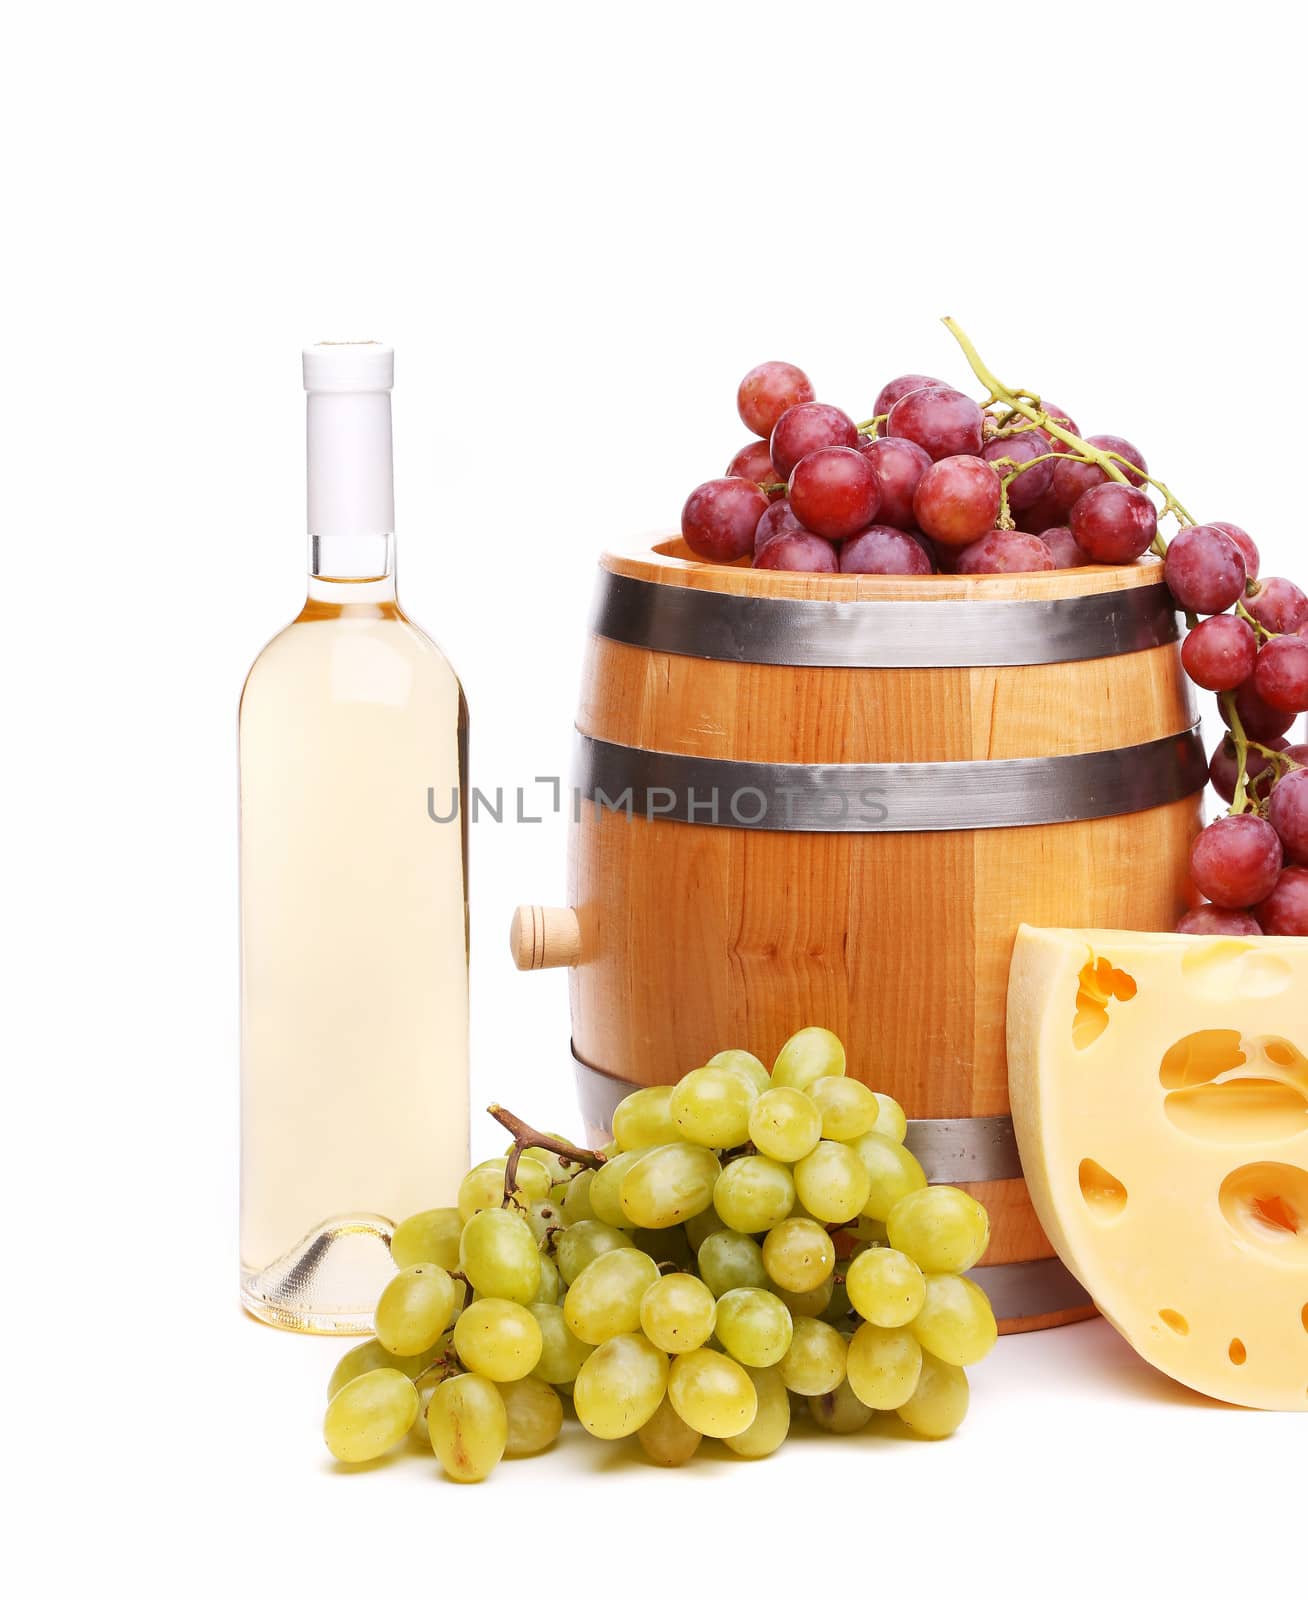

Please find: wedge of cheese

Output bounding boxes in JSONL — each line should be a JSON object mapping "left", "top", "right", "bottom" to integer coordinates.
{"left": 1008, "top": 927, "right": 1308, "bottom": 1411}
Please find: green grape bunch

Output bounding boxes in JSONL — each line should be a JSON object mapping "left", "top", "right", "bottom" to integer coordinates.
{"left": 320, "top": 1027, "right": 998, "bottom": 1481}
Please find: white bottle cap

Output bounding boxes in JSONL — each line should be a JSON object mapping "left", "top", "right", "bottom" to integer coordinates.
{"left": 302, "top": 341, "right": 394, "bottom": 394}
{"left": 304, "top": 342, "right": 395, "bottom": 540}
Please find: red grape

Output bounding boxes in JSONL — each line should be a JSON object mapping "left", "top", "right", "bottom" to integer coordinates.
{"left": 839, "top": 526, "right": 934, "bottom": 575}
{"left": 754, "top": 531, "right": 839, "bottom": 572}
{"left": 1039, "top": 526, "right": 1084, "bottom": 569}
{"left": 886, "top": 387, "right": 985, "bottom": 462}
{"left": 859, "top": 436, "right": 931, "bottom": 529}
{"left": 912, "top": 456, "right": 1001, "bottom": 547}
{"left": 1175, "top": 905, "right": 1263, "bottom": 936}
{"left": 1268, "top": 768, "right": 1308, "bottom": 864}
{"left": 873, "top": 374, "right": 943, "bottom": 417}
{"left": 954, "top": 530, "right": 1056, "bottom": 574}
{"left": 788, "top": 447, "right": 881, "bottom": 540}
{"left": 1050, "top": 433, "right": 1149, "bottom": 511}
{"left": 727, "top": 439, "right": 783, "bottom": 488}
{"left": 1068, "top": 483, "right": 1157, "bottom": 564}
{"left": 1284, "top": 744, "right": 1308, "bottom": 771}
{"left": 1189, "top": 814, "right": 1283, "bottom": 908}
{"left": 1208, "top": 735, "right": 1287, "bottom": 804}
{"left": 754, "top": 498, "right": 803, "bottom": 555}
{"left": 682, "top": 478, "right": 768, "bottom": 563}
{"left": 1181, "top": 615, "right": 1257, "bottom": 692}
{"left": 1255, "top": 866, "right": 1308, "bottom": 935}
{"left": 1164, "top": 525, "right": 1248, "bottom": 615}
{"left": 1245, "top": 576, "right": 1308, "bottom": 636}
{"left": 1220, "top": 678, "right": 1298, "bottom": 743}
{"left": 1013, "top": 482, "right": 1067, "bottom": 534}
{"left": 1253, "top": 634, "right": 1308, "bottom": 713}
{"left": 769, "top": 403, "right": 858, "bottom": 478}
{"left": 1210, "top": 522, "right": 1260, "bottom": 580}
{"left": 737, "top": 362, "right": 815, "bottom": 439}
{"left": 981, "top": 432, "right": 1055, "bottom": 511}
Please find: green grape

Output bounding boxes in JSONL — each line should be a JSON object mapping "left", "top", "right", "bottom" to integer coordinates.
{"left": 428, "top": 1372, "right": 508, "bottom": 1482}
{"left": 887, "top": 1185, "right": 991, "bottom": 1274}
{"left": 822, "top": 1278, "right": 853, "bottom": 1325}
{"left": 898, "top": 1351, "right": 970, "bottom": 1438}
{"left": 697, "top": 1229, "right": 768, "bottom": 1295}
{"left": 706, "top": 1048, "right": 770, "bottom": 1096}
{"left": 324, "top": 1368, "right": 419, "bottom": 1463}
{"left": 871, "top": 1092, "right": 908, "bottom": 1143}
{"left": 761, "top": 1217, "right": 835, "bottom": 1293}
{"left": 632, "top": 1225, "right": 694, "bottom": 1271}
{"left": 564, "top": 1247, "right": 661, "bottom": 1344}
{"left": 912, "top": 1273, "right": 997, "bottom": 1366}
{"left": 713, "top": 1155, "right": 796, "bottom": 1233}
{"left": 851, "top": 1131, "right": 927, "bottom": 1221}
{"left": 453, "top": 1298, "right": 544, "bottom": 1382}
{"left": 714, "top": 1288, "right": 793, "bottom": 1368}
{"left": 771, "top": 1026, "right": 846, "bottom": 1091}
{"left": 668, "top": 1349, "right": 758, "bottom": 1437}
{"left": 793, "top": 1140, "right": 871, "bottom": 1223}
{"left": 573, "top": 1333, "right": 668, "bottom": 1439}
{"left": 747, "top": 1086, "right": 822, "bottom": 1163}
{"left": 683, "top": 1206, "right": 727, "bottom": 1253}
{"left": 554, "top": 1218, "right": 631, "bottom": 1284}
{"left": 619, "top": 1143, "right": 721, "bottom": 1229}
{"left": 524, "top": 1198, "right": 563, "bottom": 1245}
{"left": 851, "top": 1215, "right": 891, "bottom": 1247}
{"left": 845, "top": 1323, "right": 922, "bottom": 1409}
{"left": 326, "top": 1337, "right": 435, "bottom": 1400}
{"left": 498, "top": 1375, "right": 564, "bottom": 1456}
{"left": 612, "top": 1085, "right": 678, "bottom": 1152}
{"left": 809, "top": 1076, "right": 880, "bottom": 1141}
{"left": 776, "top": 1316, "right": 847, "bottom": 1395}
{"left": 390, "top": 1207, "right": 462, "bottom": 1271}
{"left": 517, "top": 1139, "right": 575, "bottom": 1186}
{"left": 637, "top": 1395, "right": 703, "bottom": 1466}
{"left": 457, "top": 1155, "right": 551, "bottom": 1221}
{"left": 723, "top": 1364, "right": 791, "bottom": 1458}
{"left": 639, "top": 1271, "right": 717, "bottom": 1354}
{"left": 560, "top": 1167, "right": 599, "bottom": 1224}
{"left": 412, "top": 1338, "right": 454, "bottom": 1437}
{"left": 530, "top": 1302, "right": 593, "bottom": 1385}
{"left": 374, "top": 1263, "right": 459, "bottom": 1357}
{"left": 460, "top": 1207, "right": 542, "bottom": 1303}
{"left": 534, "top": 1254, "right": 562, "bottom": 1306}
{"left": 669, "top": 1066, "right": 755, "bottom": 1148}
{"left": 845, "top": 1247, "right": 926, "bottom": 1328}
{"left": 775, "top": 1277, "right": 834, "bottom": 1318}
{"left": 808, "top": 1378, "right": 874, "bottom": 1434}
{"left": 588, "top": 1149, "right": 646, "bottom": 1227}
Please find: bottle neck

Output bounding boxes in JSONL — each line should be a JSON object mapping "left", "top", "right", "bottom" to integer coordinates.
{"left": 306, "top": 387, "right": 397, "bottom": 592}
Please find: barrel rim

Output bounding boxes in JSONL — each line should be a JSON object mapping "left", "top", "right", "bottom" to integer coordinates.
{"left": 607, "top": 535, "right": 1169, "bottom": 604}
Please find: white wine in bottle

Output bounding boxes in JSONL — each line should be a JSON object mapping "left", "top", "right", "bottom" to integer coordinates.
{"left": 239, "top": 343, "right": 469, "bottom": 1332}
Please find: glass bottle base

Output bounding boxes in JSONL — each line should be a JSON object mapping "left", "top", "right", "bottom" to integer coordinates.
{"left": 241, "top": 1212, "right": 395, "bottom": 1334}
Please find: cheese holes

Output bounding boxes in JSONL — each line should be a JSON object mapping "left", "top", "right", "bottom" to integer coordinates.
{"left": 1158, "top": 1309, "right": 1189, "bottom": 1336}
{"left": 1073, "top": 956, "right": 1137, "bottom": 1050}
{"left": 1078, "top": 1158, "right": 1128, "bottom": 1221}
{"left": 1160, "top": 1031, "right": 1308, "bottom": 1144}
{"left": 1228, "top": 1339, "right": 1247, "bottom": 1366}
{"left": 1180, "top": 940, "right": 1292, "bottom": 1003}
{"left": 1301, "top": 1304, "right": 1308, "bottom": 1335}
{"left": 1218, "top": 1163, "right": 1308, "bottom": 1264}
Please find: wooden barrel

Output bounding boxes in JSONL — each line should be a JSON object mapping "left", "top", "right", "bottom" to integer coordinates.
{"left": 516, "top": 536, "right": 1206, "bottom": 1333}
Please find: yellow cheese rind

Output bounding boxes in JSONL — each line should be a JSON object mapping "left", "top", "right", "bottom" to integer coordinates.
{"left": 1008, "top": 927, "right": 1308, "bottom": 1411}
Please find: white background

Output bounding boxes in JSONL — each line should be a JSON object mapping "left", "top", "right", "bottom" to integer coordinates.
{"left": 3, "top": 2, "right": 1303, "bottom": 1593}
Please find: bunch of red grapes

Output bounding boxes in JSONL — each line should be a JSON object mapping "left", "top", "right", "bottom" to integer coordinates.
{"left": 679, "top": 349, "right": 1308, "bottom": 936}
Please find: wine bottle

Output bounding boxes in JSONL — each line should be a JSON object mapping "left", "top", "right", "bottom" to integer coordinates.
{"left": 239, "top": 343, "right": 469, "bottom": 1332}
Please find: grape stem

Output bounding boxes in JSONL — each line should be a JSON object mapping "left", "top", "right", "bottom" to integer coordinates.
{"left": 488, "top": 1104, "right": 607, "bottom": 1209}
{"left": 941, "top": 317, "right": 1198, "bottom": 552}
{"left": 1220, "top": 692, "right": 1256, "bottom": 815}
